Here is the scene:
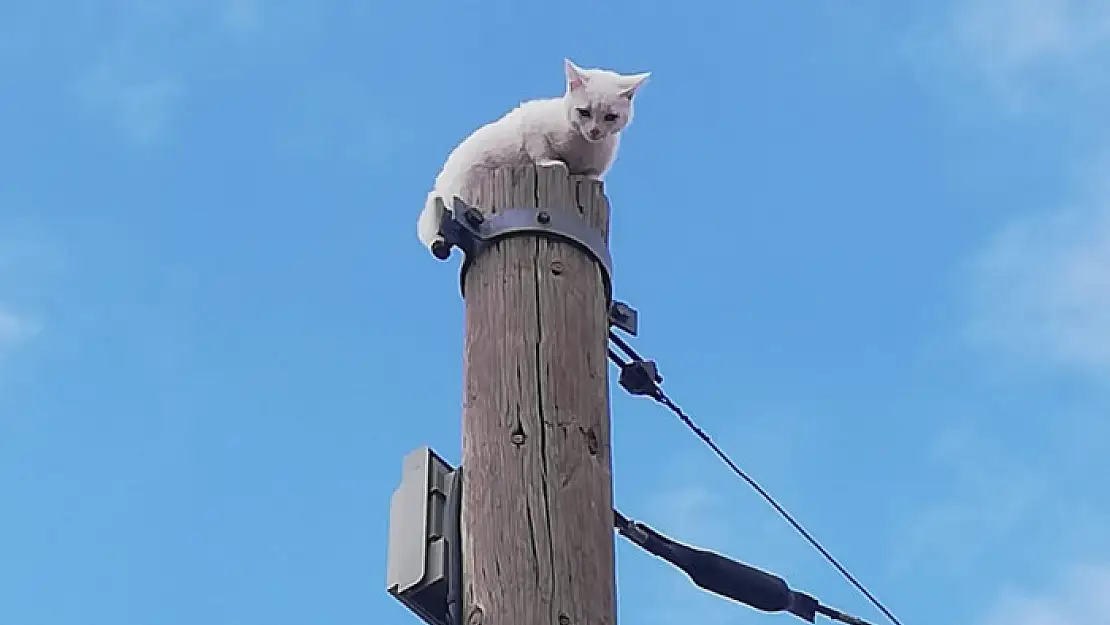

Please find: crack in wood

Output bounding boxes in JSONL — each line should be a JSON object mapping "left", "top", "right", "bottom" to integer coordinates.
{"left": 461, "top": 164, "right": 615, "bottom": 625}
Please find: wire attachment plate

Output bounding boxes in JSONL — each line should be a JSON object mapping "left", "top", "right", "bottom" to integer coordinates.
{"left": 609, "top": 301, "right": 639, "bottom": 336}
{"left": 431, "top": 197, "right": 614, "bottom": 302}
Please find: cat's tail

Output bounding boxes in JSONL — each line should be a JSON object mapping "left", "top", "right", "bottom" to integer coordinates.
{"left": 416, "top": 190, "right": 450, "bottom": 257}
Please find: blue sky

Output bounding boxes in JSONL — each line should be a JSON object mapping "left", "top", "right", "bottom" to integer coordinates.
{"left": 2, "top": 0, "right": 1110, "bottom": 624}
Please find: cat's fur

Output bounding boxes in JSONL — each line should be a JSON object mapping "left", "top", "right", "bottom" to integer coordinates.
{"left": 416, "top": 59, "right": 650, "bottom": 251}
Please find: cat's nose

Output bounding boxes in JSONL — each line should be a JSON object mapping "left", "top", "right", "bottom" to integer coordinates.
{"left": 589, "top": 128, "right": 602, "bottom": 139}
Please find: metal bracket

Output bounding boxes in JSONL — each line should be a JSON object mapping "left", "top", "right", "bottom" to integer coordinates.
{"left": 608, "top": 301, "right": 639, "bottom": 336}
{"left": 431, "top": 197, "right": 614, "bottom": 302}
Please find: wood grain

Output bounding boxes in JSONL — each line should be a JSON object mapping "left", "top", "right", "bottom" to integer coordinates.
{"left": 460, "top": 164, "right": 616, "bottom": 625}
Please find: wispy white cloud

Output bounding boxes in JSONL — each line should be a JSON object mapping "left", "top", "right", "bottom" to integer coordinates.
{"left": 72, "top": 0, "right": 272, "bottom": 145}
{"left": 914, "top": 0, "right": 1110, "bottom": 382}
{"left": 649, "top": 483, "right": 727, "bottom": 547}
{"left": 76, "top": 53, "right": 183, "bottom": 147}
{"left": 895, "top": 423, "right": 1050, "bottom": 571}
{"left": 894, "top": 403, "right": 1110, "bottom": 584}
{"left": 217, "top": 0, "right": 265, "bottom": 38}
{"left": 635, "top": 470, "right": 739, "bottom": 625}
{"left": 952, "top": 0, "right": 1110, "bottom": 76}
{"left": 0, "top": 308, "right": 41, "bottom": 353}
{"left": 0, "top": 230, "right": 62, "bottom": 359}
{"left": 967, "top": 160, "right": 1110, "bottom": 382}
{"left": 979, "top": 563, "right": 1110, "bottom": 625}
{"left": 914, "top": 0, "right": 1110, "bottom": 112}
{"left": 634, "top": 412, "right": 835, "bottom": 625}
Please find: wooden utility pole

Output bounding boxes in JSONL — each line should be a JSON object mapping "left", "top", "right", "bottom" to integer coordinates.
{"left": 460, "top": 164, "right": 617, "bottom": 625}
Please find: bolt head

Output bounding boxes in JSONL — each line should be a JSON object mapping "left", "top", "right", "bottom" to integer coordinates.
{"left": 431, "top": 238, "right": 451, "bottom": 260}
{"left": 464, "top": 209, "right": 484, "bottom": 227}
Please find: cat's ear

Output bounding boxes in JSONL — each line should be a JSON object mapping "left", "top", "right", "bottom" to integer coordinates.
{"left": 565, "top": 58, "right": 588, "bottom": 92}
{"left": 619, "top": 72, "right": 651, "bottom": 100}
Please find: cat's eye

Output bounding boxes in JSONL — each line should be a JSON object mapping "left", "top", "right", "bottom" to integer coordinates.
{"left": 603, "top": 113, "right": 619, "bottom": 122}
{"left": 577, "top": 108, "right": 591, "bottom": 118}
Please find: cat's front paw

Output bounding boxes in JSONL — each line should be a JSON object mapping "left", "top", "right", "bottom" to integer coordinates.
{"left": 536, "top": 159, "right": 570, "bottom": 174}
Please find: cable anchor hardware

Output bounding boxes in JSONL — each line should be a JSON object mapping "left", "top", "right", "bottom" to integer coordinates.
{"left": 608, "top": 301, "right": 639, "bottom": 336}
{"left": 607, "top": 324, "right": 662, "bottom": 396}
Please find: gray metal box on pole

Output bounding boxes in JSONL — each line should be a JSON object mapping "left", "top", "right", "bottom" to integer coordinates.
{"left": 386, "top": 446, "right": 458, "bottom": 625}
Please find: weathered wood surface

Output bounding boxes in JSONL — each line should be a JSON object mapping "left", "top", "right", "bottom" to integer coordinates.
{"left": 460, "top": 164, "right": 616, "bottom": 625}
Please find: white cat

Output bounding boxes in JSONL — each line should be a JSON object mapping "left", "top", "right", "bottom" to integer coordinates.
{"left": 417, "top": 58, "right": 650, "bottom": 253}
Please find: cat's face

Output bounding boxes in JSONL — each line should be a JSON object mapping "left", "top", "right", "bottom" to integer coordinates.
{"left": 563, "top": 59, "right": 650, "bottom": 143}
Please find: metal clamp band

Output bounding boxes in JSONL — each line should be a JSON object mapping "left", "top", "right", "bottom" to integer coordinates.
{"left": 431, "top": 197, "right": 614, "bottom": 301}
